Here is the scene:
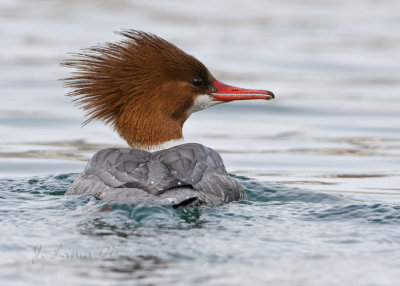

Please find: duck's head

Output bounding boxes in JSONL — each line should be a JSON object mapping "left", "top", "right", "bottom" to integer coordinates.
{"left": 62, "top": 30, "right": 274, "bottom": 151}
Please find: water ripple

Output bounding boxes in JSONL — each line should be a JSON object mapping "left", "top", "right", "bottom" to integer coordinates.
{"left": 1, "top": 173, "right": 400, "bottom": 285}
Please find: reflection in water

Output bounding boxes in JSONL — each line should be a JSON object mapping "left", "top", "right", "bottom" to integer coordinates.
{"left": 103, "top": 255, "right": 166, "bottom": 276}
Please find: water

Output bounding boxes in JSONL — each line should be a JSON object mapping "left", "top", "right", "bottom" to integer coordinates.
{"left": 1, "top": 0, "right": 400, "bottom": 285}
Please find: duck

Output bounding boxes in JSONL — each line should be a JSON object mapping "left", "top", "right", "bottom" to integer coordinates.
{"left": 62, "top": 30, "right": 274, "bottom": 208}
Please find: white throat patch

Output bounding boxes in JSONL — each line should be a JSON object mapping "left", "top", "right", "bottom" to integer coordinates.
{"left": 188, "top": 94, "right": 223, "bottom": 114}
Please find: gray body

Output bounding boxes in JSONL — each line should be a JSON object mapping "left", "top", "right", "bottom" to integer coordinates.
{"left": 67, "top": 143, "right": 246, "bottom": 207}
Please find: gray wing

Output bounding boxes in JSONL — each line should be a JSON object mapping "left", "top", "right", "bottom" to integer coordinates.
{"left": 66, "top": 143, "right": 246, "bottom": 206}
{"left": 155, "top": 143, "right": 246, "bottom": 203}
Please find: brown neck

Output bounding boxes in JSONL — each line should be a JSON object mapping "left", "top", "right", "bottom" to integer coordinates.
{"left": 114, "top": 97, "right": 188, "bottom": 149}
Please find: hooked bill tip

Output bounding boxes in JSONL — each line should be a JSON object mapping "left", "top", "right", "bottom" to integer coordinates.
{"left": 265, "top": 90, "right": 275, "bottom": 99}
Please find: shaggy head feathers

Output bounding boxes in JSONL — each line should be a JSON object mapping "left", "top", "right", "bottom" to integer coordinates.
{"left": 62, "top": 30, "right": 215, "bottom": 148}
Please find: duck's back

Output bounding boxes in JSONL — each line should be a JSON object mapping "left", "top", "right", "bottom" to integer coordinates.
{"left": 66, "top": 143, "right": 246, "bottom": 207}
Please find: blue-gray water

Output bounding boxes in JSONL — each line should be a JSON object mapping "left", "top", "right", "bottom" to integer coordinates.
{"left": 1, "top": 0, "right": 400, "bottom": 285}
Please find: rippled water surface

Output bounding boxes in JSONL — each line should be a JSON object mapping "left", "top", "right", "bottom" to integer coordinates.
{"left": 1, "top": 0, "right": 400, "bottom": 285}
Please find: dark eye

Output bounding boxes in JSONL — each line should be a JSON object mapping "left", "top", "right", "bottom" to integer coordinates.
{"left": 192, "top": 77, "right": 203, "bottom": 86}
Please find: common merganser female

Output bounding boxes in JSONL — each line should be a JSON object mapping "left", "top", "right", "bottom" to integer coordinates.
{"left": 63, "top": 30, "right": 274, "bottom": 208}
